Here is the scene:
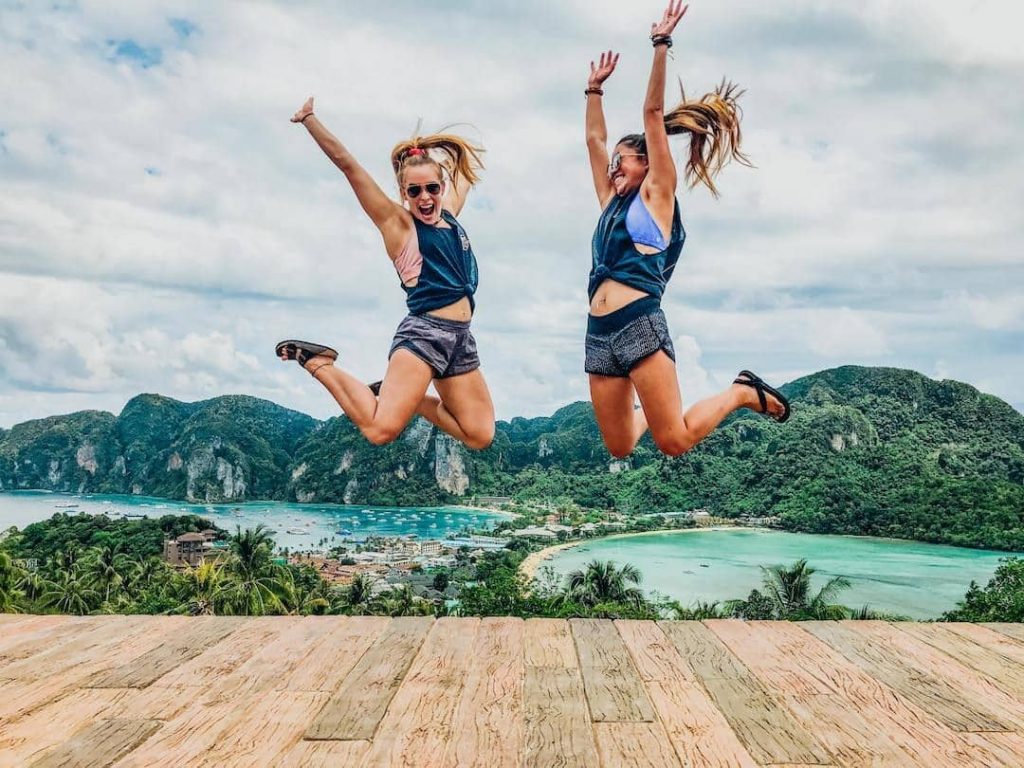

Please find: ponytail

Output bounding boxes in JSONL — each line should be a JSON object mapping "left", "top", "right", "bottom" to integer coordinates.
{"left": 390, "top": 130, "right": 485, "bottom": 188}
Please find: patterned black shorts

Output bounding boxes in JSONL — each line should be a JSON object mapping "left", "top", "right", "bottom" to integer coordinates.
{"left": 389, "top": 313, "right": 480, "bottom": 379}
{"left": 585, "top": 297, "right": 675, "bottom": 378}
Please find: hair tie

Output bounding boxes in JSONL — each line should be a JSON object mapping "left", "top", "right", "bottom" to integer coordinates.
{"left": 406, "top": 147, "right": 424, "bottom": 157}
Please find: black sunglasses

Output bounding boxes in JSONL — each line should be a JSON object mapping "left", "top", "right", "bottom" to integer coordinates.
{"left": 405, "top": 182, "right": 442, "bottom": 198}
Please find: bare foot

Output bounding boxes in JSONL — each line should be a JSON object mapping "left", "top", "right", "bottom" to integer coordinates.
{"left": 302, "top": 354, "right": 335, "bottom": 375}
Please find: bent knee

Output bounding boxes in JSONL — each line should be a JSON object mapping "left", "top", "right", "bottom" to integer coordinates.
{"left": 605, "top": 441, "right": 635, "bottom": 460}
{"left": 364, "top": 423, "right": 403, "bottom": 446}
{"left": 464, "top": 425, "right": 496, "bottom": 451}
{"left": 653, "top": 434, "right": 694, "bottom": 457}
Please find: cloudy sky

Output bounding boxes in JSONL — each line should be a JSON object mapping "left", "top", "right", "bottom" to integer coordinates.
{"left": 1, "top": 0, "right": 1021, "bottom": 427}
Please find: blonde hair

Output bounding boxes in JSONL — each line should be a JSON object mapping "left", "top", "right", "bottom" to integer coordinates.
{"left": 390, "top": 130, "right": 485, "bottom": 190}
{"left": 619, "top": 79, "right": 751, "bottom": 197}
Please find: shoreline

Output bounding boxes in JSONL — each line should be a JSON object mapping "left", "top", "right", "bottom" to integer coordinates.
{"left": 519, "top": 526, "right": 751, "bottom": 581}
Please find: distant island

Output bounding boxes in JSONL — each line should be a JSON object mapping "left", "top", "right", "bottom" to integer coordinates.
{"left": 1, "top": 365, "right": 1023, "bottom": 551}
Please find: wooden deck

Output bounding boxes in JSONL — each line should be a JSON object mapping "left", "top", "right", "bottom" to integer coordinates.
{"left": 3, "top": 616, "right": 1024, "bottom": 767}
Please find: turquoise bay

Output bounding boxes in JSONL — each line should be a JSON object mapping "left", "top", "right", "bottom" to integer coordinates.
{"left": 0, "top": 491, "right": 505, "bottom": 550}
{"left": 543, "top": 528, "right": 1018, "bottom": 619}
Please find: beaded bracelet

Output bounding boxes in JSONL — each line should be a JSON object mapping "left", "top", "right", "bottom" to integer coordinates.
{"left": 651, "top": 34, "right": 673, "bottom": 48}
{"left": 584, "top": 87, "right": 604, "bottom": 96}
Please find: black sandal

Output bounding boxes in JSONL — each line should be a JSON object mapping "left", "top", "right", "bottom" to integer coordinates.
{"left": 734, "top": 370, "right": 791, "bottom": 423}
{"left": 368, "top": 380, "right": 382, "bottom": 396}
{"left": 275, "top": 340, "right": 338, "bottom": 374}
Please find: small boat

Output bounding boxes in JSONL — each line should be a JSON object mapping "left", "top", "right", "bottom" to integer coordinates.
{"left": 286, "top": 528, "right": 309, "bottom": 535}
{"left": 337, "top": 529, "right": 352, "bottom": 536}
{"left": 699, "top": 563, "right": 709, "bottom": 568}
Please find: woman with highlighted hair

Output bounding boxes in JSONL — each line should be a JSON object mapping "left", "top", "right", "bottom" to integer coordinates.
{"left": 584, "top": 1, "right": 790, "bottom": 459}
{"left": 277, "top": 98, "right": 495, "bottom": 450}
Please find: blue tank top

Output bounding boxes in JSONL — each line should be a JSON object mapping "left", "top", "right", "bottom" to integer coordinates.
{"left": 403, "top": 210, "right": 479, "bottom": 315}
{"left": 588, "top": 189, "right": 685, "bottom": 301}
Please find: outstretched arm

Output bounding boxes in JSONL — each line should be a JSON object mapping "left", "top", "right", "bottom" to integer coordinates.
{"left": 292, "top": 97, "right": 408, "bottom": 243}
{"left": 642, "top": 1, "right": 688, "bottom": 204}
{"left": 445, "top": 172, "right": 472, "bottom": 217}
{"left": 585, "top": 50, "right": 619, "bottom": 207}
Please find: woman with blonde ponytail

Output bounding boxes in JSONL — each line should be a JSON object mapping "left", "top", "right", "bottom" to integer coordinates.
{"left": 276, "top": 97, "right": 495, "bottom": 450}
{"left": 584, "top": 1, "right": 789, "bottom": 459}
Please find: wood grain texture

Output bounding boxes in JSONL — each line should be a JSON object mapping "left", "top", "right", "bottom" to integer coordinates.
{"left": 570, "top": 618, "right": 655, "bottom": 722}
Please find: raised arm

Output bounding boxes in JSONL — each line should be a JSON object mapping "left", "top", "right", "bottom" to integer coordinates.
{"left": 444, "top": 171, "right": 472, "bottom": 217}
{"left": 585, "top": 50, "right": 619, "bottom": 207}
{"left": 641, "top": 1, "right": 688, "bottom": 204}
{"left": 291, "top": 97, "right": 408, "bottom": 246}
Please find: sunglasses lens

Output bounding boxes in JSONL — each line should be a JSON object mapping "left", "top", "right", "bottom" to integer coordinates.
{"left": 406, "top": 185, "right": 421, "bottom": 197}
{"left": 426, "top": 183, "right": 441, "bottom": 194}
{"left": 407, "top": 183, "right": 441, "bottom": 197}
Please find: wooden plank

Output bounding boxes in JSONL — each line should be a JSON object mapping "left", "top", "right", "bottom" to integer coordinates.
{"left": 945, "top": 622, "right": 1024, "bottom": 665}
{"left": 981, "top": 622, "right": 1024, "bottom": 643}
{"left": 89, "top": 617, "right": 244, "bottom": 689}
{"left": 809, "top": 621, "right": 1023, "bottom": 731}
{"left": 278, "top": 616, "right": 387, "bottom": 692}
{"left": 28, "top": 718, "right": 160, "bottom": 768}
{"left": 200, "top": 617, "right": 332, "bottom": 705}
{"left": 360, "top": 617, "right": 479, "bottom": 768}
{"left": 899, "top": 622, "right": 1024, "bottom": 696}
{"left": 659, "top": 621, "right": 828, "bottom": 766}
{"left": 151, "top": 616, "right": 285, "bottom": 688}
{"left": 523, "top": 668, "right": 600, "bottom": 768}
{"left": 524, "top": 619, "right": 577, "bottom": 667}
{"left": 0, "top": 615, "right": 71, "bottom": 655}
{"left": 0, "top": 618, "right": 120, "bottom": 671}
{"left": 570, "top": 618, "right": 655, "bottom": 722}
{"left": 0, "top": 688, "right": 131, "bottom": 768}
{"left": 109, "top": 698, "right": 245, "bottom": 767}
{"left": 445, "top": 617, "right": 524, "bottom": 768}
{"left": 593, "top": 722, "right": 683, "bottom": 768}
{"left": 706, "top": 619, "right": 835, "bottom": 696}
{"left": 963, "top": 732, "right": 1024, "bottom": 766}
{"left": 276, "top": 739, "right": 371, "bottom": 767}
{"left": 193, "top": 691, "right": 328, "bottom": 767}
{"left": 305, "top": 616, "right": 433, "bottom": 740}
{"left": 617, "top": 621, "right": 758, "bottom": 767}
{"left": 721, "top": 621, "right": 988, "bottom": 767}
{"left": 0, "top": 617, "right": 182, "bottom": 724}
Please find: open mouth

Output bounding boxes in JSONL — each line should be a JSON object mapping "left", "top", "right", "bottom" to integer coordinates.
{"left": 612, "top": 173, "right": 625, "bottom": 186}
{"left": 417, "top": 201, "right": 436, "bottom": 217}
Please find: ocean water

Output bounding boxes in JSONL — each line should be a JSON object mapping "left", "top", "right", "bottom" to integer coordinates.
{"left": 542, "top": 528, "right": 1019, "bottom": 619}
{"left": 0, "top": 491, "right": 505, "bottom": 551}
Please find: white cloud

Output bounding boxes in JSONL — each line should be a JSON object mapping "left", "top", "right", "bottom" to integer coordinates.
{"left": 1, "top": 1, "right": 1022, "bottom": 426}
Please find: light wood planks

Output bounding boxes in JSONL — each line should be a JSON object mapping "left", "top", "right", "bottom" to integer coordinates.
{"left": 617, "top": 620, "right": 758, "bottom": 767}
{"left": 305, "top": 616, "right": 434, "bottom": 741}
{"left": 660, "top": 621, "right": 828, "bottom": 766}
{"left": 570, "top": 618, "right": 655, "bottom": 723}
{"left": 4, "top": 615, "right": 1024, "bottom": 768}
{"left": 522, "top": 618, "right": 599, "bottom": 768}
{"left": 444, "top": 617, "right": 524, "bottom": 768}
{"left": 805, "top": 621, "right": 1023, "bottom": 731}
{"left": 360, "top": 616, "right": 479, "bottom": 767}
{"left": 29, "top": 718, "right": 161, "bottom": 768}
{"left": 982, "top": 622, "right": 1024, "bottom": 643}
{"left": 89, "top": 616, "right": 243, "bottom": 689}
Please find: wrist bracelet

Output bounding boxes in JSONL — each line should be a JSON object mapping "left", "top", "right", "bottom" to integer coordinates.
{"left": 651, "top": 34, "right": 673, "bottom": 48}
{"left": 585, "top": 87, "right": 604, "bottom": 96}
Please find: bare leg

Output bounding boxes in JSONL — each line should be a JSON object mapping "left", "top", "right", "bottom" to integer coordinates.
{"left": 589, "top": 374, "right": 649, "bottom": 458}
{"left": 295, "top": 349, "right": 433, "bottom": 446}
{"left": 629, "top": 351, "right": 785, "bottom": 456}
{"left": 430, "top": 369, "right": 496, "bottom": 450}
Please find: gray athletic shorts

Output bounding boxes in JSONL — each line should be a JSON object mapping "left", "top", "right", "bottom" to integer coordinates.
{"left": 585, "top": 297, "right": 675, "bottom": 378}
{"left": 389, "top": 313, "right": 480, "bottom": 379}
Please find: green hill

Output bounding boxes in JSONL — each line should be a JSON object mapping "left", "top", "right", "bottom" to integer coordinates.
{"left": 1, "top": 366, "right": 1022, "bottom": 549}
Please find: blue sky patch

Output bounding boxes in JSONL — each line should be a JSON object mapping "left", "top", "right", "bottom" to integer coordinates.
{"left": 145, "top": 167, "right": 161, "bottom": 176}
{"left": 107, "top": 39, "right": 163, "bottom": 68}
{"left": 168, "top": 18, "right": 198, "bottom": 40}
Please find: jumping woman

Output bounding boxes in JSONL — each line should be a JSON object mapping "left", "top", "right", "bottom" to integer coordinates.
{"left": 277, "top": 97, "right": 495, "bottom": 450}
{"left": 584, "top": 1, "right": 790, "bottom": 459}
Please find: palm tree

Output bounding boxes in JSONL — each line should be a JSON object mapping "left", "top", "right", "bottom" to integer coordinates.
{"left": 564, "top": 560, "right": 646, "bottom": 609}
{"left": 177, "top": 560, "right": 227, "bottom": 616}
{"left": 17, "top": 569, "right": 54, "bottom": 605}
{"left": 342, "top": 573, "right": 375, "bottom": 614}
{"left": 85, "top": 544, "right": 128, "bottom": 604}
{"left": 41, "top": 571, "right": 98, "bottom": 615}
{"left": 759, "top": 559, "right": 851, "bottom": 620}
{"left": 219, "top": 525, "right": 289, "bottom": 615}
{"left": 0, "top": 552, "right": 25, "bottom": 613}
